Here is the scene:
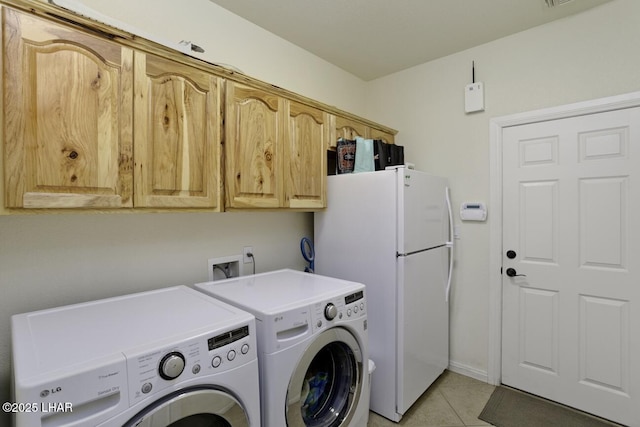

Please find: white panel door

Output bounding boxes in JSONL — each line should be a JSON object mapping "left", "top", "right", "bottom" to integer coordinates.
{"left": 501, "top": 107, "right": 640, "bottom": 426}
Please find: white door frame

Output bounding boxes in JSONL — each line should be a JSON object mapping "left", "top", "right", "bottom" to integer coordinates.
{"left": 487, "top": 90, "right": 640, "bottom": 386}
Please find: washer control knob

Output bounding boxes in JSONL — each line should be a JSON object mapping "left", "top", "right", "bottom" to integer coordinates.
{"left": 141, "top": 382, "right": 153, "bottom": 394}
{"left": 241, "top": 344, "right": 250, "bottom": 355}
{"left": 324, "top": 303, "right": 338, "bottom": 321}
{"left": 159, "top": 352, "right": 185, "bottom": 380}
{"left": 212, "top": 356, "right": 222, "bottom": 368}
{"left": 227, "top": 350, "right": 236, "bottom": 361}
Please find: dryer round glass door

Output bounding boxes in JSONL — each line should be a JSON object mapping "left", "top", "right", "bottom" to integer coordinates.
{"left": 122, "top": 386, "right": 250, "bottom": 427}
{"left": 286, "top": 328, "right": 364, "bottom": 427}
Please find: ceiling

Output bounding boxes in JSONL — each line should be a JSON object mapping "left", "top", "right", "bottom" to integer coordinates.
{"left": 208, "top": 0, "right": 611, "bottom": 81}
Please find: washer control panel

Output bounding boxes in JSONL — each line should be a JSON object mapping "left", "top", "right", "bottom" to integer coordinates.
{"left": 127, "top": 322, "right": 256, "bottom": 406}
{"left": 312, "top": 290, "right": 366, "bottom": 332}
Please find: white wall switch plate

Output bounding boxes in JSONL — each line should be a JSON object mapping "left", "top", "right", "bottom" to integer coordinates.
{"left": 465, "top": 82, "right": 485, "bottom": 113}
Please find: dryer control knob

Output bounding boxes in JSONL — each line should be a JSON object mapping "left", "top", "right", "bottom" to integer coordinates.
{"left": 159, "top": 352, "right": 185, "bottom": 380}
{"left": 212, "top": 356, "right": 222, "bottom": 368}
{"left": 324, "top": 303, "right": 338, "bottom": 321}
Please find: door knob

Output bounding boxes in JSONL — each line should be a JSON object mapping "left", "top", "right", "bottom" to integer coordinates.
{"left": 506, "top": 268, "right": 526, "bottom": 277}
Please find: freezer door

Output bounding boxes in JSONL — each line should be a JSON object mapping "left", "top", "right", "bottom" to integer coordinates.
{"left": 397, "top": 247, "right": 449, "bottom": 415}
{"left": 397, "top": 169, "right": 449, "bottom": 254}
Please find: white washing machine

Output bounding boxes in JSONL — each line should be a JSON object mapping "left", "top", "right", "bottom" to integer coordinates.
{"left": 195, "top": 269, "right": 369, "bottom": 427}
{"left": 11, "top": 286, "right": 261, "bottom": 427}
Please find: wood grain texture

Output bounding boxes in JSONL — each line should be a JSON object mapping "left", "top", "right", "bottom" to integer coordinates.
{"left": 332, "top": 115, "right": 369, "bottom": 149}
{"left": 225, "top": 81, "right": 284, "bottom": 208}
{"left": 285, "top": 101, "right": 327, "bottom": 208}
{"left": 369, "top": 127, "right": 395, "bottom": 145}
{"left": 3, "top": 7, "right": 133, "bottom": 208}
{"left": 134, "top": 52, "right": 221, "bottom": 209}
{"left": 0, "top": 0, "right": 396, "bottom": 136}
{"left": 1, "top": 0, "right": 396, "bottom": 213}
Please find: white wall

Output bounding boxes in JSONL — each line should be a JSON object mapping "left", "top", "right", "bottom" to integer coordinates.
{"left": 0, "top": 0, "right": 367, "bottom": 418}
{"left": 364, "top": 0, "right": 640, "bottom": 379}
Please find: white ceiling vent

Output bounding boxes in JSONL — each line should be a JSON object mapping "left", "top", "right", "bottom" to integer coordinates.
{"left": 545, "top": 0, "right": 574, "bottom": 7}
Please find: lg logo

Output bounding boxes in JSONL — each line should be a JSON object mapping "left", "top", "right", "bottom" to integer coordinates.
{"left": 40, "top": 387, "right": 62, "bottom": 398}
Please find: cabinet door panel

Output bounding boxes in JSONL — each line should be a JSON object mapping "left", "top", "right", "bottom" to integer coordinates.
{"left": 286, "top": 101, "right": 327, "bottom": 208}
{"left": 225, "top": 82, "right": 283, "bottom": 208}
{"left": 134, "top": 53, "right": 221, "bottom": 209}
{"left": 332, "top": 115, "right": 369, "bottom": 148}
{"left": 369, "top": 128, "right": 395, "bottom": 145}
{"left": 3, "top": 8, "right": 133, "bottom": 208}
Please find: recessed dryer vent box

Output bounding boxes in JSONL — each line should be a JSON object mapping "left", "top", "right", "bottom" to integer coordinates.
{"left": 208, "top": 255, "right": 243, "bottom": 280}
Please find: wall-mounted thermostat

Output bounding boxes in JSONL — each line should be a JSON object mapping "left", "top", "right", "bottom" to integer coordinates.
{"left": 460, "top": 202, "right": 487, "bottom": 221}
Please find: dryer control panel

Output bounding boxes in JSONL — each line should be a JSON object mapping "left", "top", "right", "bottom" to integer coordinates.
{"left": 126, "top": 321, "right": 256, "bottom": 406}
{"left": 312, "top": 290, "right": 366, "bottom": 333}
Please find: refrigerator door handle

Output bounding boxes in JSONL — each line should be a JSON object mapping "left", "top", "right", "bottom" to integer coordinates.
{"left": 445, "top": 187, "right": 454, "bottom": 302}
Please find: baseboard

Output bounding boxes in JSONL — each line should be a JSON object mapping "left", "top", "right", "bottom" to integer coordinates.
{"left": 447, "top": 360, "right": 489, "bottom": 383}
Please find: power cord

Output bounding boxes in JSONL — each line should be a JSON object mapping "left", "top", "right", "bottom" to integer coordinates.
{"left": 212, "top": 263, "right": 231, "bottom": 279}
{"left": 246, "top": 251, "right": 255, "bottom": 275}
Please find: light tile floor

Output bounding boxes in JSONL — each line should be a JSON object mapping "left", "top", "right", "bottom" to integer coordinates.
{"left": 367, "top": 370, "right": 496, "bottom": 427}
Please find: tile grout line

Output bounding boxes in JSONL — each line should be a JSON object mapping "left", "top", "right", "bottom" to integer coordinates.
{"left": 434, "top": 388, "right": 467, "bottom": 427}
{"left": 437, "top": 384, "right": 493, "bottom": 427}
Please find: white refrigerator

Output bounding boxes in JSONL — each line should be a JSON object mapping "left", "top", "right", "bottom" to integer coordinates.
{"left": 314, "top": 166, "right": 453, "bottom": 422}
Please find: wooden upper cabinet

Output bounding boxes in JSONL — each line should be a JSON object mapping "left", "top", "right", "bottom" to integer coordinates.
{"left": 285, "top": 101, "right": 327, "bottom": 209}
{"left": 225, "top": 81, "right": 284, "bottom": 208}
{"left": 225, "top": 81, "right": 327, "bottom": 210}
{"left": 2, "top": 8, "right": 133, "bottom": 208}
{"left": 133, "top": 52, "right": 222, "bottom": 209}
{"left": 331, "top": 115, "right": 368, "bottom": 149}
{"left": 331, "top": 115, "right": 396, "bottom": 149}
{"left": 369, "top": 127, "right": 395, "bottom": 145}
{"left": 1, "top": 4, "right": 394, "bottom": 213}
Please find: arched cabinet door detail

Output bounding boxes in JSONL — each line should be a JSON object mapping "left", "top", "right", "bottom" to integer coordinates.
{"left": 3, "top": 7, "right": 133, "bottom": 209}
{"left": 225, "top": 81, "right": 284, "bottom": 209}
{"left": 134, "top": 52, "right": 222, "bottom": 209}
{"left": 285, "top": 101, "right": 328, "bottom": 209}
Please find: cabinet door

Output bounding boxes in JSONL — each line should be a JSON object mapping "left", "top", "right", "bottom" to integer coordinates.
{"left": 134, "top": 52, "right": 221, "bottom": 209}
{"left": 225, "top": 81, "right": 284, "bottom": 208}
{"left": 3, "top": 8, "right": 133, "bottom": 208}
{"left": 369, "top": 128, "right": 395, "bottom": 145}
{"left": 285, "top": 101, "right": 327, "bottom": 209}
{"left": 331, "top": 115, "right": 369, "bottom": 148}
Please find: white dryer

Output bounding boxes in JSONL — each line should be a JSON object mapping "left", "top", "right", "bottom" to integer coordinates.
{"left": 195, "top": 269, "right": 369, "bottom": 427}
{"left": 11, "top": 286, "right": 261, "bottom": 427}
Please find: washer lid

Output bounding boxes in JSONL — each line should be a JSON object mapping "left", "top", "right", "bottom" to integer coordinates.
{"left": 194, "top": 269, "right": 365, "bottom": 315}
{"left": 12, "top": 286, "right": 253, "bottom": 378}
